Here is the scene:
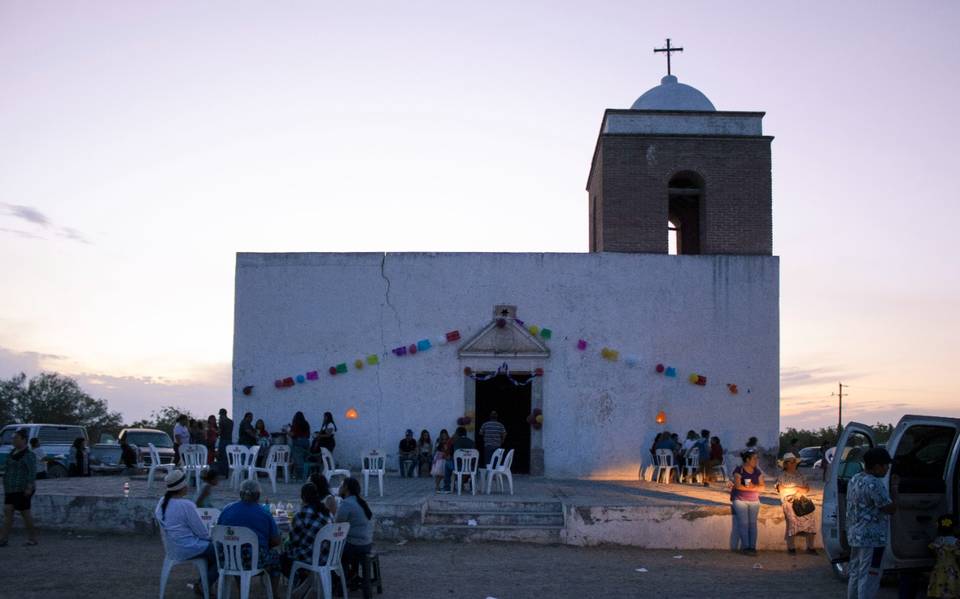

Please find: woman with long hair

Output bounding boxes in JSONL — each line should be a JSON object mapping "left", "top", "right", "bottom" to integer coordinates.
{"left": 336, "top": 477, "right": 374, "bottom": 594}
{"left": 155, "top": 470, "right": 217, "bottom": 593}
{"left": 290, "top": 411, "right": 311, "bottom": 479}
{"left": 417, "top": 430, "right": 433, "bottom": 477}
{"left": 317, "top": 411, "right": 337, "bottom": 453}
{"left": 431, "top": 429, "right": 450, "bottom": 492}
{"left": 308, "top": 472, "right": 340, "bottom": 515}
{"left": 68, "top": 437, "right": 90, "bottom": 477}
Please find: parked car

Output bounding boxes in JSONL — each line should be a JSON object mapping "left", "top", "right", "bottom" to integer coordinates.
{"left": 117, "top": 428, "right": 176, "bottom": 466}
{"left": 797, "top": 445, "right": 822, "bottom": 467}
{"left": 0, "top": 423, "right": 89, "bottom": 478}
{"left": 822, "top": 415, "right": 959, "bottom": 580}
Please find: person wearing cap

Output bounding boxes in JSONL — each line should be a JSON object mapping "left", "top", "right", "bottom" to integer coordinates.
{"left": 154, "top": 469, "right": 217, "bottom": 593}
{"left": 775, "top": 452, "right": 817, "bottom": 554}
{"left": 846, "top": 447, "right": 898, "bottom": 599}
{"left": 398, "top": 429, "right": 418, "bottom": 478}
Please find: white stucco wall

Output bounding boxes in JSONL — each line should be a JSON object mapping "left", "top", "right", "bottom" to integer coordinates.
{"left": 232, "top": 252, "right": 779, "bottom": 479}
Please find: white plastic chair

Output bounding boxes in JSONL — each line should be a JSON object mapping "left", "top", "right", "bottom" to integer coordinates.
{"left": 361, "top": 450, "right": 386, "bottom": 498}
{"left": 196, "top": 507, "right": 221, "bottom": 535}
{"left": 248, "top": 445, "right": 289, "bottom": 493}
{"left": 683, "top": 448, "right": 702, "bottom": 484}
{"left": 274, "top": 445, "right": 291, "bottom": 484}
{"left": 226, "top": 445, "right": 250, "bottom": 489}
{"left": 320, "top": 448, "right": 351, "bottom": 492}
{"left": 181, "top": 445, "right": 207, "bottom": 488}
{"left": 653, "top": 449, "right": 679, "bottom": 484}
{"left": 479, "top": 448, "right": 504, "bottom": 493}
{"left": 451, "top": 449, "right": 479, "bottom": 496}
{"left": 157, "top": 517, "right": 210, "bottom": 599}
{"left": 147, "top": 443, "right": 176, "bottom": 489}
{"left": 212, "top": 524, "right": 274, "bottom": 599}
{"left": 285, "top": 522, "right": 350, "bottom": 599}
{"left": 485, "top": 448, "right": 514, "bottom": 495}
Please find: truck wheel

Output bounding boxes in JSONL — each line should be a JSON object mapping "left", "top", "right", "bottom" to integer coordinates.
{"left": 47, "top": 464, "right": 68, "bottom": 479}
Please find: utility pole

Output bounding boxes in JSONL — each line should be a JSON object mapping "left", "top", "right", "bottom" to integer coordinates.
{"left": 832, "top": 382, "right": 849, "bottom": 433}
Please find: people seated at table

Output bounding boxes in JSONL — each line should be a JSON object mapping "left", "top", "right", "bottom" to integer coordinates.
{"left": 308, "top": 472, "right": 339, "bottom": 515}
{"left": 398, "top": 429, "right": 418, "bottom": 478}
{"left": 155, "top": 470, "right": 218, "bottom": 593}
{"left": 336, "top": 477, "right": 374, "bottom": 594}
{"left": 217, "top": 479, "right": 282, "bottom": 595}
{"left": 282, "top": 482, "right": 332, "bottom": 585}
{"left": 417, "top": 430, "right": 433, "bottom": 477}
{"left": 442, "top": 427, "right": 475, "bottom": 493}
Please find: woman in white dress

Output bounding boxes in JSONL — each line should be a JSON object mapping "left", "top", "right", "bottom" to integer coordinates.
{"left": 775, "top": 453, "right": 818, "bottom": 554}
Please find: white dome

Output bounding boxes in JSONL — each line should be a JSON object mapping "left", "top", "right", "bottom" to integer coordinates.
{"left": 631, "top": 75, "right": 716, "bottom": 111}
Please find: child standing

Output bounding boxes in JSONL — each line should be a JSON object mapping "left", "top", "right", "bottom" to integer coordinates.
{"left": 928, "top": 514, "right": 959, "bottom": 598}
{"left": 431, "top": 429, "right": 450, "bottom": 492}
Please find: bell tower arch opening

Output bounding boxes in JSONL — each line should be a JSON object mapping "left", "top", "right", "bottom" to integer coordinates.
{"left": 667, "top": 171, "right": 703, "bottom": 255}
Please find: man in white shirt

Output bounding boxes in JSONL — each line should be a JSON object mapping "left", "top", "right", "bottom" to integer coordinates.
{"left": 29, "top": 438, "right": 47, "bottom": 479}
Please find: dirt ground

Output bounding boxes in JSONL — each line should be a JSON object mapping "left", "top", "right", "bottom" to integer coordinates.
{"left": 0, "top": 529, "right": 896, "bottom": 599}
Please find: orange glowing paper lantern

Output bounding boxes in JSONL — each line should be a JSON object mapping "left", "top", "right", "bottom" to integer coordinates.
{"left": 345, "top": 408, "right": 359, "bottom": 420}
{"left": 655, "top": 410, "right": 667, "bottom": 425}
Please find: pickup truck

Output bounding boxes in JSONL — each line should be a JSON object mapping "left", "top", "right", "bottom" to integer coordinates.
{"left": 822, "top": 415, "right": 959, "bottom": 580}
{"left": 0, "top": 423, "right": 88, "bottom": 478}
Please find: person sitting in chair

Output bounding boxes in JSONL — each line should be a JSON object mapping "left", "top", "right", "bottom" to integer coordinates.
{"left": 398, "top": 430, "right": 418, "bottom": 478}
{"left": 217, "top": 479, "right": 282, "bottom": 596}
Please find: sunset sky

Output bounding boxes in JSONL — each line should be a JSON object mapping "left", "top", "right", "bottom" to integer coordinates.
{"left": 1, "top": 1, "right": 957, "bottom": 430}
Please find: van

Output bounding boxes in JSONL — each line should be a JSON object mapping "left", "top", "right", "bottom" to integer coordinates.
{"left": 822, "top": 415, "right": 959, "bottom": 578}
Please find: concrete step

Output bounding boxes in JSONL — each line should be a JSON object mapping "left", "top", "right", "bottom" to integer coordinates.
{"left": 427, "top": 498, "right": 562, "bottom": 513}
{"left": 419, "top": 523, "right": 562, "bottom": 544}
{"left": 423, "top": 510, "right": 564, "bottom": 527}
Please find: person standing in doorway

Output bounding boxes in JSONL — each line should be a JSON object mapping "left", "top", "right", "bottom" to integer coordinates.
{"left": 846, "top": 447, "right": 898, "bottom": 599}
{"left": 216, "top": 408, "right": 234, "bottom": 476}
{"left": 479, "top": 411, "right": 507, "bottom": 465}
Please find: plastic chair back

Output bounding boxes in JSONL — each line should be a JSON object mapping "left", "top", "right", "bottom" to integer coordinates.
{"left": 486, "top": 448, "right": 504, "bottom": 470}
{"left": 361, "top": 451, "right": 385, "bottom": 472}
{"left": 655, "top": 449, "right": 675, "bottom": 467}
{"left": 196, "top": 507, "right": 221, "bottom": 534}
{"left": 268, "top": 445, "right": 289, "bottom": 468}
{"left": 320, "top": 447, "right": 337, "bottom": 471}
{"left": 148, "top": 443, "right": 162, "bottom": 466}
{"left": 453, "top": 449, "right": 479, "bottom": 474}
{"left": 314, "top": 522, "right": 350, "bottom": 567}
{"left": 212, "top": 525, "right": 260, "bottom": 575}
{"left": 245, "top": 445, "right": 260, "bottom": 465}
{"left": 226, "top": 445, "right": 246, "bottom": 469}
{"left": 499, "top": 449, "right": 514, "bottom": 472}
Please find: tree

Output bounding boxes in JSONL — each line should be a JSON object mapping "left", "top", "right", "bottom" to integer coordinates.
{"left": 780, "top": 422, "right": 895, "bottom": 454}
{"left": 0, "top": 372, "right": 124, "bottom": 441}
{"left": 129, "top": 405, "right": 197, "bottom": 437}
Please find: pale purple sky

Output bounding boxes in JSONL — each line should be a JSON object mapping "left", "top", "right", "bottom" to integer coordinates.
{"left": 1, "top": 1, "right": 957, "bottom": 429}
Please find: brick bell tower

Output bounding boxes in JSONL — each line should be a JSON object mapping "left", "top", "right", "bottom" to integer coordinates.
{"left": 587, "top": 41, "right": 773, "bottom": 255}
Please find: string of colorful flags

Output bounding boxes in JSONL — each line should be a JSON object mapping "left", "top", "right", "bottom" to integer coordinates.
{"left": 246, "top": 315, "right": 748, "bottom": 398}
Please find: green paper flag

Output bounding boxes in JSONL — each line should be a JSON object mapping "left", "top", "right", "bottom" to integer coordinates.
{"left": 540, "top": 328, "right": 552, "bottom": 340}
{"left": 366, "top": 354, "right": 379, "bottom": 365}
{"left": 336, "top": 363, "right": 348, "bottom": 374}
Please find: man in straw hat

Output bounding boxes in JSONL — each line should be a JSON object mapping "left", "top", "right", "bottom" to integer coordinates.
{"left": 154, "top": 469, "right": 218, "bottom": 595}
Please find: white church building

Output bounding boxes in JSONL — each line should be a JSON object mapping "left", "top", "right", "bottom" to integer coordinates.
{"left": 232, "top": 67, "right": 779, "bottom": 479}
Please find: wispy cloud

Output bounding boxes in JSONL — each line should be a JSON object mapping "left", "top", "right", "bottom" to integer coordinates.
{"left": 0, "top": 203, "right": 91, "bottom": 244}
